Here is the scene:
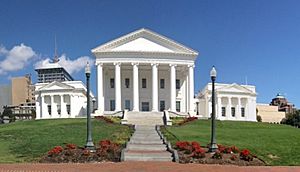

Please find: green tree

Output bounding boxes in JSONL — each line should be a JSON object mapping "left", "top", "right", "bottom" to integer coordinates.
{"left": 281, "top": 110, "right": 300, "bottom": 127}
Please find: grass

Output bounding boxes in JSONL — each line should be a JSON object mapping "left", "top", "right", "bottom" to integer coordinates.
{"left": 162, "top": 120, "right": 300, "bottom": 166}
{"left": 0, "top": 119, "right": 133, "bottom": 163}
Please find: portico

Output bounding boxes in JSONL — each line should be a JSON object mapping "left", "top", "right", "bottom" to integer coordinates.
{"left": 92, "top": 28, "right": 198, "bottom": 115}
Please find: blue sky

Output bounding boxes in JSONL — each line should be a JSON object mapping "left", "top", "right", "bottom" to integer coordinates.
{"left": 0, "top": 0, "right": 299, "bottom": 107}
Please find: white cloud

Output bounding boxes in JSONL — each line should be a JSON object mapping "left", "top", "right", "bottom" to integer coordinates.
{"left": 0, "top": 44, "right": 37, "bottom": 74}
{"left": 34, "top": 54, "right": 94, "bottom": 74}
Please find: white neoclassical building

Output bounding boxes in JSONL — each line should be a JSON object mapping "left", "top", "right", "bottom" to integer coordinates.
{"left": 92, "top": 28, "right": 198, "bottom": 115}
{"left": 197, "top": 83, "right": 257, "bottom": 121}
{"left": 35, "top": 81, "right": 95, "bottom": 119}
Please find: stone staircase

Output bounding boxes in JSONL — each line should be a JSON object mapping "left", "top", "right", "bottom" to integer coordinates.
{"left": 122, "top": 125, "right": 173, "bottom": 161}
{"left": 126, "top": 111, "right": 164, "bottom": 126}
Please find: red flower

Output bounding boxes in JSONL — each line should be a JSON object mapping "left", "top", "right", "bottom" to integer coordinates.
{"left": 66, "top": 143, "right": 76, "bottom": 149}
{"left": 240, "top": 149, "right": 253, "bottom": 161}
{"left": 48, "top": 146, "right": 63, "bottom": 156}
{"left": 241, "top": 149, "right": 250, "bottom": 156}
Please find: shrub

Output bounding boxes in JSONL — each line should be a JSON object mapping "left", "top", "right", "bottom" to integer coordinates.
{"left": 230, "top": 154, "right": 238, "bottom": 161}
{"left": 175, "top": 141, "right": 206, "bottom": 158}
{"left": 240, "top": 149, "right": 253, "bottom": 161}
{"left": 231, "top": 146, "right": 240, "bottom": 153}
{"left": 178, "top": 117, "right": 198, "bottom": 125}
{"left": 257, "top": 115, "right": 262, "bottom": 122}
{"left": 66, "top": 143, "right": 77, "bottom": 149}
{"left": 95, "top": 116, "right": 114, "bottom": 123}
{"left": 48, "top": 146, "right": 63, "bottom": 156}
{"left": 212, "top": 150, "right": 223, "bottom": 159}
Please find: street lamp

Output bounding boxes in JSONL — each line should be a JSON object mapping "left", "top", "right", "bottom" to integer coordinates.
{"left": 85, "top": 62, "right": 95, "bottom": 151}
{"left": 209, "top": 66, "right": 218, "bottom": 152}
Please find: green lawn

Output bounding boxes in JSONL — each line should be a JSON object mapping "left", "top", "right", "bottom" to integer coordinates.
{"left": 0, "top": 119, "right": 133, "bottom": 163}
{"left": 162, "top": 120, "right": 300, "bottom": 166}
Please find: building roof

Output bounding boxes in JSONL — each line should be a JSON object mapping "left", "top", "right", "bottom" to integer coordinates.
{"left": 35, "top": 62, "right": 62, "bottom": 70}
{"left": 92, "top": 28, "right": 198, "bottom": 57}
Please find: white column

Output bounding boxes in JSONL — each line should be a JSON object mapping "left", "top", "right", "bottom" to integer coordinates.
{"left": 170, "top": 64, "right": 176, "bottom": 111}
{"left": 96, "top": 63, "right": 104, "bottom": 114}
{"left": 237, "top": 98, "right": 241, "bottom": 118}
{"left": 70, "top": 95, "right": 74, "bottom": 117}
{"left": 132, "top": 63, "right": 139, "bottom": 111}
{"left": 152, "top": 63, "right": 158, "bottom": 112}
{"left": 188, "top": 65, "right": 195, "bottom": 113}
{"left": 60, "top": 95, "right": 66, "bottom": 116}
{"left": 185, "top": 73, "right": 189, "bottom": 112}
{"left": 50, "top": 95, "right": 55, "bottom": 117}
{"left": 40, "top": 95, "right": 44, "bottom": 119}
{"left": 217, "top": 97, "right": 222, "bottom": 119}
{"left": 227, "top": 97, "right": 231, "bottom": 118}
{"left": 114, "top": 62, "right": 121, "bottom": 111}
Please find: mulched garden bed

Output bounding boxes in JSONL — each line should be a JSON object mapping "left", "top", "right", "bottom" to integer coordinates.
{"left": 40, "top": 140, "right": 122, "bottom": 163}
{"left": 175, "top": 141, "right": 266, "bottom": 166}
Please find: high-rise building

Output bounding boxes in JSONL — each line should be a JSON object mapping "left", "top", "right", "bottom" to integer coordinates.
{"left": 0, "top": 85, "right": 12, "bottom": 113}
{"left": 11, "top": 74, "right": 35, "bottom": 106}
{"left": 35, "top": 62, "right": 73, "bottom": 83}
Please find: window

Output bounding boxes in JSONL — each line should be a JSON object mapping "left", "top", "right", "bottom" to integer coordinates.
{"left": 125, "top": 100, "right": 130, "bottom": 110}
{"left": 66, "top": 105, "right": 71, "bottom": 115}
{"left": 241, "top": 107, "right": 245, "bottom": 117}
{"left": 110, "top": 100, "right": 115, "bottom": 111}
{"left": 141, "top": 102, "right": 149, "bottom": 111}
{"left": 110, "top": 78, "right": 114, "bottom": 88}
{"left": 176, "top": 79, "right": 180, "bottom": 89}
{"left": 160, "top": 100, "right": 165, "bottom": 111}
{"left": 47, "top": 105, "right": 51, "bottom": 115}
{"left": 222, "top": 107, "right": 226, "bottom": 117}
{"left": 176, "top": 101, "right": 181, "bottom": 112}
{"left": 125, "top": 78, "right": 130, "bottom": 88}
{"left": 231, "top": 107, "right": 236, "bottom": 117}
{"left": 160, "top": 79, "right": 165, "bottom": 89}
{"left": 142, "top": 78, "right": 147, "bottom": 88}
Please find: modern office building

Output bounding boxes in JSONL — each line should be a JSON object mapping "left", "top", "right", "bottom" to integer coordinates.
{"left": 35, "top": 62, "right": 74, "bottom": 83}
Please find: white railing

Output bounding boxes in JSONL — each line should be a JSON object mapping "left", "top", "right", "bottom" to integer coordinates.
{"left": 121, "top": 109, "right": 128, "bottom": 124}
{"left": 163, "top": 110, "right": 172, "bottom": 126}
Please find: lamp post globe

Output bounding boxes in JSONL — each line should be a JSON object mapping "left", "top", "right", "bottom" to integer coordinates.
{"left": 209, "top": 66, "right": 218, "bottom": 152}
{"left": 85, "top": 62, "right": 95, "bottom": 151}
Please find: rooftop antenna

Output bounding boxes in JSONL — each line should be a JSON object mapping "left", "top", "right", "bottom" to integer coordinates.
{"left": 245, "top": 76, "right": 248, "bottom": 85}
{"left": 53, "top": 35, "right": 59, "bottom": 63}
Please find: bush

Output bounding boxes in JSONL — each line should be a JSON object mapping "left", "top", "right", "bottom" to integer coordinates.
{"left": 256, "top": 115, "right": 262, "bottom": 122}
{"left": 240, "top": 149, "right": 253, "bottom": 161}
{"left": 175, "top": 141, "right": 206, "bottom": 158}
{"left": 212, "top": 150, "right": 223, "bottom": 159}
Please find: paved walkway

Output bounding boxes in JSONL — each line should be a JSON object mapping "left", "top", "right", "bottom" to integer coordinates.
{"left": 0, "top": 162, "right": 299, "bottom": 172}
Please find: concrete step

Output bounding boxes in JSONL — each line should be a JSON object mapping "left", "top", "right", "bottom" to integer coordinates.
{"left": 130, "top": 136, "right": 162, "bottom": 141}
{"left": 127, "top": 144, "right": 167, "bottom": 151}
{"left": 128, "top": 121, "right": 164, "bottom": 125}
{"left": 123, "top": 151, "right": 172, "bottom": 161}
{"left": 133, "top": 133, "right": 159, "bottom": 137}
{"left": 129, "top": 140, "right": 163, "bottom": 144}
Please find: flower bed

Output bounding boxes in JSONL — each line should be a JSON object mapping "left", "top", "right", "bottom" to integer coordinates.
{"left": 174, "top": 141, "right": 265, "bottom": 166}
{"left": 40, "top": 140, "right": 122, "bottom": 163}
{"left": 172, "top": 117, "right": 198, "bottom": 126}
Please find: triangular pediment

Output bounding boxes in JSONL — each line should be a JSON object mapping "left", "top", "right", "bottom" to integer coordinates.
{"left": 217, "top": 83, "right": 254, "bottom": 94}
{"left": 38, "top": 81, "right": 74, "bottom": 91}
{"left": 91, "top": 28, "right": 198, "bottom": 55}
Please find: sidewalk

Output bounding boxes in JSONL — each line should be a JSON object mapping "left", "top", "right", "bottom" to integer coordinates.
{"left": 0, "top": 162, "right": 299, "bottom": 172}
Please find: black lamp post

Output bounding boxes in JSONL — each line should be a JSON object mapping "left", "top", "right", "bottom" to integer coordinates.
{"left": 85, "top": 62, "right": 95, "bottom": 151}
{"left": 209, "top": 66, "right": 218, "bottom": 152}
